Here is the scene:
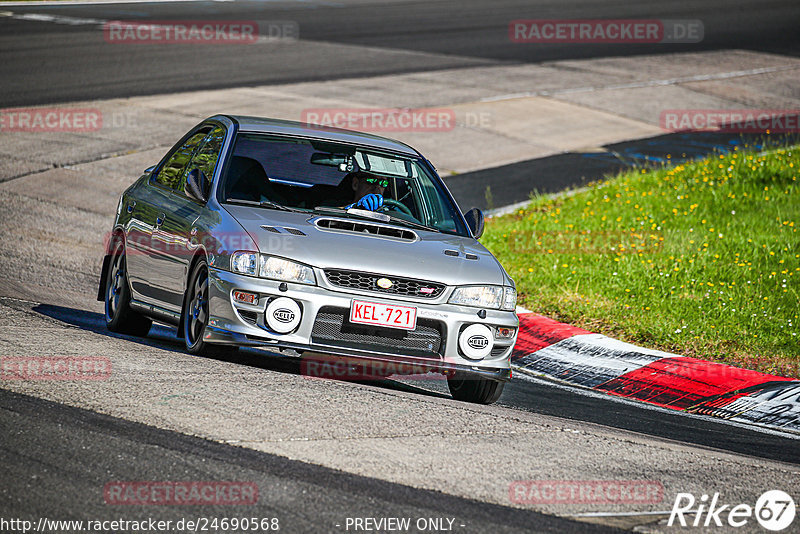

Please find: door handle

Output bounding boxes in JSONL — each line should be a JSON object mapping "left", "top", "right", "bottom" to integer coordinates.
{"left": 126, "top": 201, "right": 136, "bottom": 213}
{"left": 155, "top": 214, "right": 166, "bottom": 227}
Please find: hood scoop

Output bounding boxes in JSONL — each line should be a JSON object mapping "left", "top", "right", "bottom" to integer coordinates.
{"left": 315, "top": 218, "right": 417, "bottom": 242}
{"left": 443, "top": 249, "right": 479, "bottom": 260}
{"left": 261, "top": 225, "right": 306, "bottom": 236}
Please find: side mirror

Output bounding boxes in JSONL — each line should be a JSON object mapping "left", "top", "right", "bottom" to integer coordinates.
{"left": 185, "top": 168, "right": 209, "bottom": 202}
{"left": 463, "top": 208, "right": 484, "bottom": 239}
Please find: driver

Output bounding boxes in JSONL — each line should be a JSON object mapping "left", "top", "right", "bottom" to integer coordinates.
{"left": 345, "top": 171, "right": 388, "bottom": 211}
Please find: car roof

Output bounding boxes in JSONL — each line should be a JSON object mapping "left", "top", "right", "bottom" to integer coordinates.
{"left": 219, "top": 115, "right": 419, "bottom": 156}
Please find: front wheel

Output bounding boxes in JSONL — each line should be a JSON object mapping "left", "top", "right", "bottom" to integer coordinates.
{"left": 183, "top": 259, "right": 238, "bottom": 357}
{"left": 184, "top": 260, "right": 212, "bottom": 355}
{"left": 104, "top": 239, "right": 152, "bottom": 337}
{"left": 447, "top": 371, "right": 505, "bottom": 404}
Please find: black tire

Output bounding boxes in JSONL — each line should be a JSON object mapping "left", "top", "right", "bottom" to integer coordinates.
{"left": 447, "top": 371, "right": 505, "bottom": 404}
{"left": 183, "top": 259, "right": 238, "bottom": 357}
{"left": 104, "top": 239, "right": 152, "bottom": 337}
{"left": 184, "top": 260, "right": 212, "bottom": 355}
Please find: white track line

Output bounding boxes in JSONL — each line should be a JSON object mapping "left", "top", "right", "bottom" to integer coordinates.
{"left": 0, "top": 0, "right": 231, "bottom": 6}
{"left": 0, "top": 11, "right": 105, "bottom": 24}
{"left": 570, "top": 510, "right": 676, "bottom": 517}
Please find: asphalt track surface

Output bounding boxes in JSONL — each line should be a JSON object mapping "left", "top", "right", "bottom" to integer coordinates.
{"left": 27, "top": 304, "right": 800, "bottom": 465}
{"left": 2, "top": 305, "right": 798, "bottom": 532}
{"left": 1, "top": 0, "right": 799, "bottom": 106}
{"left": 1, "top": 389, "right": 619, "bottom": 534}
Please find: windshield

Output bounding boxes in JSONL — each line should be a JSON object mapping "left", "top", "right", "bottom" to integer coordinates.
{"left": 219, "top": 132, "right": 469, "bottom": 236}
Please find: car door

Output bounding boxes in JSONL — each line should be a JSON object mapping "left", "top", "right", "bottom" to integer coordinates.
{"left": 133, "top": 127, "right": 210, "bottom": 309}
{"left": 154, "top": 125, "right": 227, "bottom": 305}
{"left": 123, "top": 179, "right": 155, "bottom": 300}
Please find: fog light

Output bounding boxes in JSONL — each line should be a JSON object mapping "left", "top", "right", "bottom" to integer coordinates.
{"left": 266, "top": 297, "right": 301, "bottom": 334}
{"left": 458, "top": 324, "right": 493, "bottom": 360}
{"left": 495, "top": 327, "right": 516, "bottom": 339}
{"left": 233, "top": 290, "right": 258, "bottom": 305}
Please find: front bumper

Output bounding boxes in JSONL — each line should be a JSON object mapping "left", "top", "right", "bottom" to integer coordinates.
{"left": 204, "top": 268, "right": 518, "bottom": 381}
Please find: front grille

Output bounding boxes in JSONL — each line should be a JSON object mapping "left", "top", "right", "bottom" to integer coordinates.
{"left": 311, "top": 307, "right": 444, "bottom": 359}
{"left": 324, "top": 269, "right": 445, "bottom": 299}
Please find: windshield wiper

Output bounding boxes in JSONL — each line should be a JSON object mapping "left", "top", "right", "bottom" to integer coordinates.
{"left": 225, "top": 198, "right": 304, "bottom": 212}
{"left": 312, "top": 206, "right": 393, "bottom": 222}
{"left": 384, "top": 215, "right": 442, "bottom": 233}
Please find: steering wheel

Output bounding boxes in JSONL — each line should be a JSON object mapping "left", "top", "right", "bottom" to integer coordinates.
{"left": 378, "top": 198, "right": 414, "bottom": 217}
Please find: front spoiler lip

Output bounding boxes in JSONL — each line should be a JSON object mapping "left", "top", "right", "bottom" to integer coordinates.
{"left": 203, "top": 325, "right": 512, "bottom": 382}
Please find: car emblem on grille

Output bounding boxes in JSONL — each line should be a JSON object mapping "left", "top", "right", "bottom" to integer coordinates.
{"left": 376, "top": 277, "right": 393, "bottom": 289}
{"left": 419, "top": 287, "right": 435, "bottom": 295}
{"left": 467, "top": 335, "right": 489, "bottom": 350}
{"left": 273, "top": 309, "right": 295, "bottom": 323}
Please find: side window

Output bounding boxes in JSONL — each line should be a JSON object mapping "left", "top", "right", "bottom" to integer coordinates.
{"left": 153, "top": 130, "right": 209, "bottom": 191}
{"left": 190, "top": 126, "right": 226, "bottom": 184}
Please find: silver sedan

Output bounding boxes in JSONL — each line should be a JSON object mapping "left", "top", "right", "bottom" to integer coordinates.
{"left": 99, "top": 115, "right": 518, "bottom": 404}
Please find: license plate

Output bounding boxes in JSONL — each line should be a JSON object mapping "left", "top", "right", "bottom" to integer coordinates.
{"left": 349, "top": 300, "right": 417, "bottom": 330}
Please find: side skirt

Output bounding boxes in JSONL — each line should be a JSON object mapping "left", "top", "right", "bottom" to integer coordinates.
{"left": 129, "top": 298, "right": 181, "bottom": 326}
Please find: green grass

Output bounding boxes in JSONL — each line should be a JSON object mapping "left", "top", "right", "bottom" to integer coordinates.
{"left": 484, "top": 145, "right": 800, "bottom": 377}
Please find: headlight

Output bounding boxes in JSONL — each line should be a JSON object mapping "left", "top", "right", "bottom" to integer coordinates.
{"left": 449, "top": 286, "right": 503, "bottom": 309}
{"left": 231, "top": 251, "right": 258, "bottom": 276}
{"left": 448, "top": 285, "right": 517, "bottom": 310}
{"left": 502, "top": 287, "right": 517, "bottom": 311}
{"left": 229, "top": 252, "right": 316, "bottom": 284}
{"left": 259, "top": 255, "right": 316, "bottom": 285}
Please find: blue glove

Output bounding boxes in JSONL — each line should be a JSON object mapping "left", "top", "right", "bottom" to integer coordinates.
{"left": 346, "top": 193, "right": 384, "bottom": 211}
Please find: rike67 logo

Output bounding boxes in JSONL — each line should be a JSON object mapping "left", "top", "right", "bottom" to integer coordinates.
{"left": 669, "top": 490, "right": 795, "bottom": 531}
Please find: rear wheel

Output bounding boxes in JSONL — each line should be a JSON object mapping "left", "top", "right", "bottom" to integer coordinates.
{"left": 104, "top": 239, "right": 152, "bottom": 337}
{"left": 447, "top": 371, "right": 505, "bottom": 404}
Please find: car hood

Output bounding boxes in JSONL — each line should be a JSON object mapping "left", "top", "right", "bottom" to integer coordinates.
{"left": 223, "top": 205, "right": 508, "bottom": 287}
